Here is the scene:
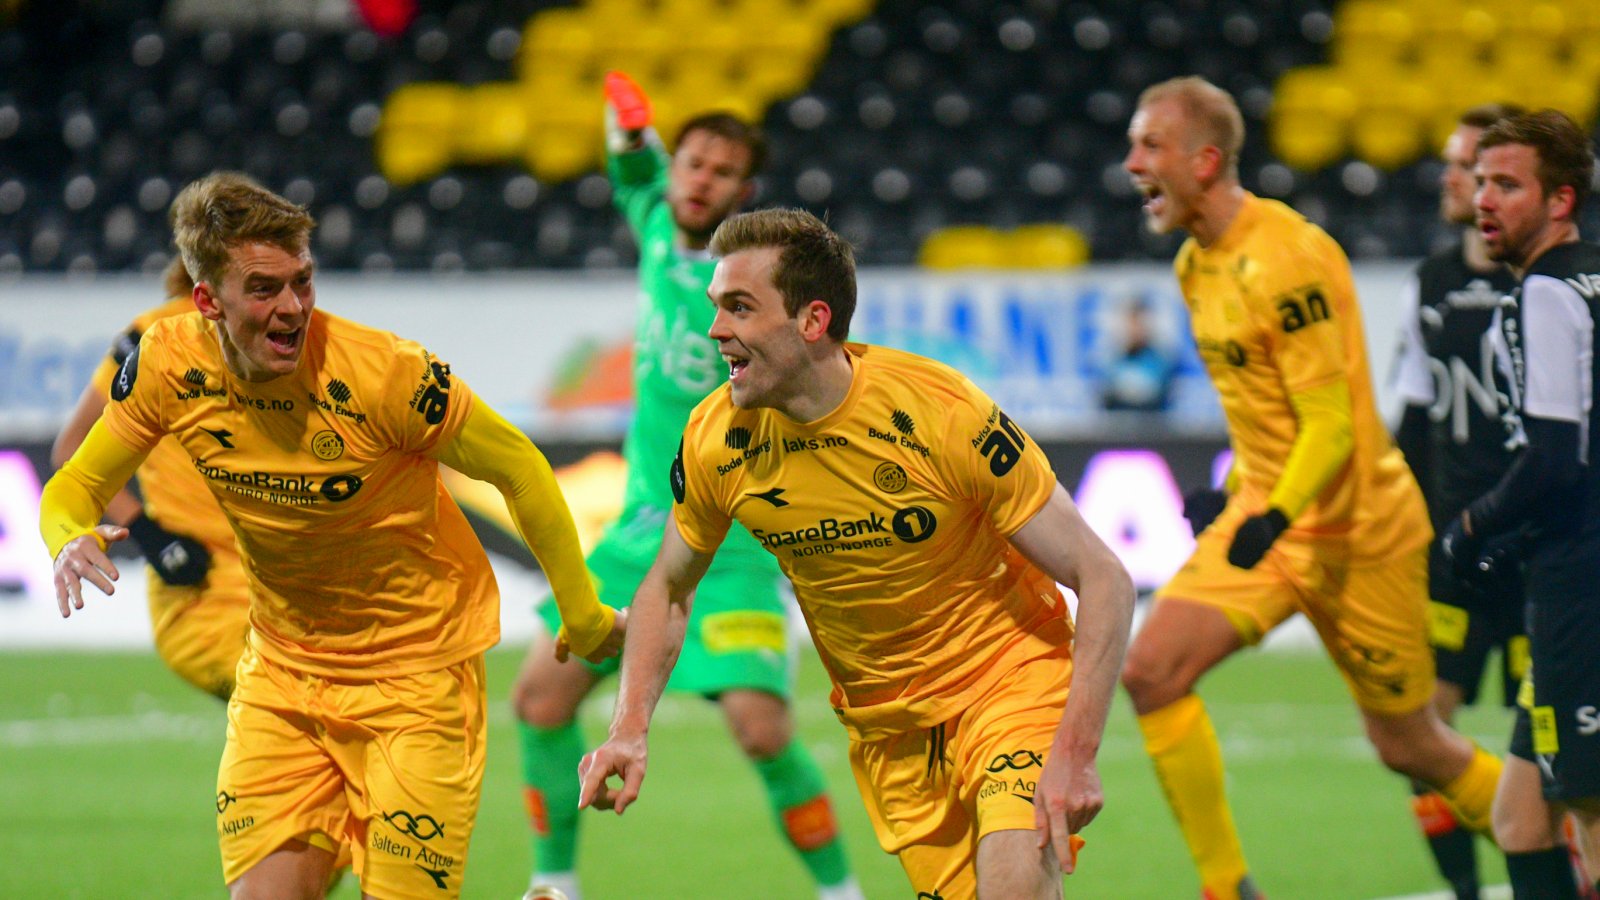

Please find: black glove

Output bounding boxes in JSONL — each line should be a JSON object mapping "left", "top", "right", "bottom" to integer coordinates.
{"left": 1182, "top": 488, "right": 1229, "bottom": 537}
{"left": 1439, "top": 513, "right": 1482, "bottom": 582}
{"left": 1227, "top": 508, "right": 1289, "bottom": 569}
{"left": 127, "top": 514, "right": 210, "bottom": 586}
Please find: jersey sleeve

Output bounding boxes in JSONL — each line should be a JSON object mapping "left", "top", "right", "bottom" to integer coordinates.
{"left": 669, "top": 414, "right": 734, "bottom": 554}
{"left": 1257, "top": 230, "right": 1351, "bottom": 394}
{"left": 90, "top": 322, "right": 143, "bottom": 398}
{"left": 378, "top": 340, "right": 476, "bottom": 455}
{"left": 607, "top": 141, "right": 669, "bottom": 238}
{"left": 1393, "top": 270, "right": 1436, "bottom": 405}
{"left": 98, "top": 327, "right": 170, "bottom": 455}
{"left": 1520, "top": 274, "right": 1594, "bottom": 425}
{"left": 940, "top": 378, "right": 1057, "bottom": 537}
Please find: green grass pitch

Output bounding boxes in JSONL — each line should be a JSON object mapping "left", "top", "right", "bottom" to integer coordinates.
{"left": 0, "top": 645, "right": 1511, "bottom": 898}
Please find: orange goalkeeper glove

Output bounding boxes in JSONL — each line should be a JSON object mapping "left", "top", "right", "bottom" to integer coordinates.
{"left": 603, "top": 70, "right": 651, "bottom": 153}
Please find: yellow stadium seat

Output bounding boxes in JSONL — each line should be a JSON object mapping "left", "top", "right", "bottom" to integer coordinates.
{"left": 520, "top": 8, "right": 597, "bottom": 79}
{"left": 1270, "top": 113, "right": 1348, "bottom": 171}
{"left": 1333, "top": 0, "right": 1416, "bottom": 66}
{"left": 454, "top": 84, "right": 530, "bottom": 163}
{"left": 526, "top": 120, "right": 602, "bottom": 182}
{"left": 919, "top": 226, "right": 1009, "bottom": 269}
{"left": 1009, "top": 225, "right": 1089, "bottom": 269}
{"left": 1351, "top": 108, "right": 1426, "bottom": 170}
{"left": 378, "top": 83, "right": 461, "bottom": 184}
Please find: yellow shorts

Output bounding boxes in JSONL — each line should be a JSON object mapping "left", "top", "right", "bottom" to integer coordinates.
{"left": 146, "top": 553, "right": 250, "bottom": 700}
{"left": 216, "top": 646, "right": 486, "bottom": 898}
{"left": 1158, "top": 519, "right": 1434, "bottom": 715}
{"left": 848, "top": 650, "right": 1073, "bottom": 900}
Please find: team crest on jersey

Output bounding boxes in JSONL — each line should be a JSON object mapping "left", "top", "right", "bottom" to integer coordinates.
{"left": 111, "top": 342, "right": 140, "bottom": 401}
{"left": 873, "top": 461, "right": 908, "bottom": 494}
{"left": 311, "top": 430, "right": 345, "bottom": 461}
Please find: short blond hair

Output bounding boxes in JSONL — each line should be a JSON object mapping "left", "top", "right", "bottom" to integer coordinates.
{"left": 709, "top": 208, "right": 857, "bottom": 340}
{"left": 161, "top": 255, "right": 195, "bottom": 300}
{"left": 1138, "top": 76, "right": 1244, "bottom": 178}
{"left": 170, "top": 172, "right": 315, "bottom": 287}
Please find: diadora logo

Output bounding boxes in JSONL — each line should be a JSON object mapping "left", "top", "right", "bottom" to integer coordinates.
{"left": 891, "top": 409, "right": 915, "bottom": 435}
{"left": 986, "top": 750, "right": 1043, "bottom": 772}
{"left": 417, "top": 865, "right": 450, "bottom": 889}
{"left": 751, "top": 487, "right": 789, "bottom": 507}
{"left": 384, "top": 809, "right": 446, "bottom": 841}
{"left": 216, "top": 790, "right": 237, "bottom": 814}
{"left": 183, "top": 368, "right": 207, "bottom": 386}
{"left": 726, "top": 426, "right": 752, "bottom": 450}
{"left": 326, "top": 378, "right": 352, "bottom": 404}
{"left": 203, "top": 427, "right": 235, "bottom": 448}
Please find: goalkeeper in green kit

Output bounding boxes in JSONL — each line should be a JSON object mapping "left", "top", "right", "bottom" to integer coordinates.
{"left": 513, "top": 72, "right": 863, "bottom": 900}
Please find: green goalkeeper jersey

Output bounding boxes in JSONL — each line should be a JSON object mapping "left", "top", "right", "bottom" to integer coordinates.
{"left": 608, "top": 144, "right": 770, "bottom": 565}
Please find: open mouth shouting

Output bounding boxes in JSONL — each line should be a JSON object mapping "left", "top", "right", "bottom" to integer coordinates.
{"left": 724, "top": 349, "right": 750, "bottom": 383}
{"left": 266, "top": 327, "right": 302, "bottom": 356}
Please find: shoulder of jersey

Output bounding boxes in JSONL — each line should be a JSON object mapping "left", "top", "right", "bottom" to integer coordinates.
{"left": 853, "top": 343, "right": 969, "bottom": 397}
{"left": 1527, "top": 240, "right": 1600, "bottom": 280}
{"left": 1417, "top": 241, "right": 1468, "bottom": 280}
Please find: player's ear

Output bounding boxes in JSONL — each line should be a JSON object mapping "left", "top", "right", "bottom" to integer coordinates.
{"left": 1548, "top": 183, "right": 1578, "bottom": 223}
{"left": 1193, "top": 144, "right": 1224, "bottom": 184}
{"left": 193, "top": 281, "right": 223, "bottom": 320}
{"left": 798, "top": 299, "right": 833, "bottom": 343}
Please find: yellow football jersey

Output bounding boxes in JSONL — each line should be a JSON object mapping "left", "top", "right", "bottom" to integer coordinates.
{"left": 90, "top": 299, "right": 237, "bottom": 560}
{"left": 1177, "top": 193, "right": 1428, "bottom": 561}
{"left": 673, "top": 343, "right": 1072, "bottom": 739}
{"left": 99, "top": 309, "right": 496, "bottom": 677}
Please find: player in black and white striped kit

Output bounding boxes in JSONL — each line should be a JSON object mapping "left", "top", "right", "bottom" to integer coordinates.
{"left": 1392, "top": 103, "right": 1524, "bottom": 900}
{"left": 1443, "top": 109, "right": 1600, "bottom": 897}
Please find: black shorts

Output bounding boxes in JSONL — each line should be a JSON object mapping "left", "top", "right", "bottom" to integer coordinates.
{"left": 1523, "top": 586, "right": 1600, "bottom": 802}
{"left": 1427, "top": 541, "right": 1526, "bottom": 706}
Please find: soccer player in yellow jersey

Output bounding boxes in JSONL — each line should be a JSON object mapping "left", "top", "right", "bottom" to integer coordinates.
{"left": 40, "top": 172, "right": 623, "bottom": 900}
{"left": 51, "top": 259, "right": 249, "bottom": 700}
{"left": 1120, "top": 76, "right": 1504, "bottom": 898}
{"left": 576, "top": 208, "right": 1136, "bottom": 899}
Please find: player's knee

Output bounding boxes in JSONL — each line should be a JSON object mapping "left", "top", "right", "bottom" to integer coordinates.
{"left": 723, "top": 696, "right": 793, "bottom": 759}
{"left": 512, "top": 677, "right": 575, "bottom": 729}
{"left": 1120, "top": 647, "right": 1184, "bottom": 712}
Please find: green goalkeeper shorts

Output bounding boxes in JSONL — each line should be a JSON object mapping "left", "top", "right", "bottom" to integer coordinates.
{"left": 536, "top": 531, "right": 793, "bottom": 698}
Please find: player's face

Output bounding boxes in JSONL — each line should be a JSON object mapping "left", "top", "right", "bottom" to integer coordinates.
{"left": 1124, "top": 100, "right": 1204, "bottom": 235}
{"left": 668, "top": 130, "right": 754, "bottom": 245}
{"left": 1440, "top": 125, "right": 1484, "bottom": 225}
{"left": 707, "top": 246, "right": 806, "bottom": 410}
{"left": 196, "top": 242, "right": 316, "bottom": 382}
{"left": 1475, "top": 143, "right": 1551, "bottom": 267}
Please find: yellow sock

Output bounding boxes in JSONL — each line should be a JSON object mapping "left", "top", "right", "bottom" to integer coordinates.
{"left": 1138, "top": 695, "right": 1250, "bottom": 894}
{"left": 1438, "top": 746, "right": 1501, "bottom": 835}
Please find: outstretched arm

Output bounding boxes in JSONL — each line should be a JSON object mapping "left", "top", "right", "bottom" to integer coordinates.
{"left": 434, "top": 401, "right": 622, "bottom": 662}
{"left": 1007, "top": 483, "right": 1135, "bottom": 871}
{"left": 578, "top": 515, "right": 716, "bottom": 814}
{"left": 40, "top": 418, "right": 148, "bottom": 617}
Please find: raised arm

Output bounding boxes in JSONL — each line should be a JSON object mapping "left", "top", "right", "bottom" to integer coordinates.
{"left": 434, "top": 401, "right": 621, "bottom": 662}
{"left": 1007, "top": 483, "right": 1135, "bottom": 870}
{"left": 578, "top": 514, "right": 717, "bottom": 815}
{"left": 40, "top": 418, "right": 149, "bottom": 616}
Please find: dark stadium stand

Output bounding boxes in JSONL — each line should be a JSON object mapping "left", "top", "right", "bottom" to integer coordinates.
{"left": 2, "top": 0, "right": 1598, "bottom": 272}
